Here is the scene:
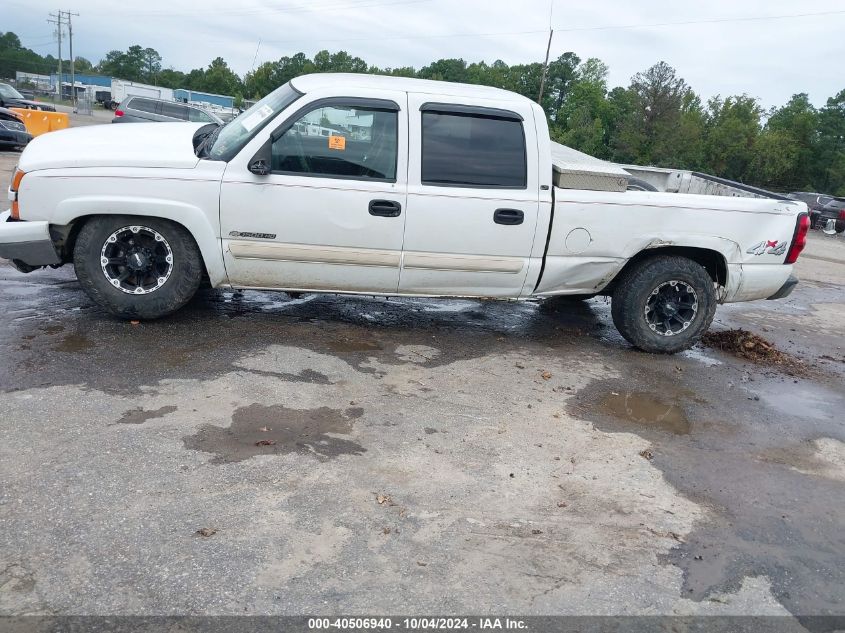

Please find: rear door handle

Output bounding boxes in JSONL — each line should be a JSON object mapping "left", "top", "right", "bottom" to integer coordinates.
{"left": 493, "top": 208, "right": 524, "bottom": 225}
{"left": 369, "top": 199, "right": 402, "bottom": 217}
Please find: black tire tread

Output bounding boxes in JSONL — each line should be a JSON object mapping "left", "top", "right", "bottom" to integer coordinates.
{"left": 611, "top": 255, "right": 717, "bottom": 354}
{"left": 73, "top": 215, "right": 203, "bottom": 320}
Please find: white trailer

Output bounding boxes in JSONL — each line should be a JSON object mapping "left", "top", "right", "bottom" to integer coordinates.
{"left": 107, "top": 80, "right": 174, "bottom": 110}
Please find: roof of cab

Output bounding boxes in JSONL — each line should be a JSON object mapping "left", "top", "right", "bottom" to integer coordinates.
{"left": 290, "top": 73, "right": 533, "bottom": 104}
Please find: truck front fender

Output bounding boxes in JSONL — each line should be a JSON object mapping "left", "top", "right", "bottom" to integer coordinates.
{"left": 53, "top": 196, "right": 227, "bottom": 287}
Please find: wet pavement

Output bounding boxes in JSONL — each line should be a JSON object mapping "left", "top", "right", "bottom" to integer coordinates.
{"left": 1, "top": 238, "right": 843, "bottom": 623}
{"left": 1, "top": 139, "right": 844, "bottom": 622}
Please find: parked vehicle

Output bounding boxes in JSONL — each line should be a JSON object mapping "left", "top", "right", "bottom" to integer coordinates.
{"left": 0, "top": 107, "right": 32, "bottom": 150}
{"left": 107, "top": 79, "right": 174, "bottom": 110}
{"left": 0, "top": 74, "right": 810, "bottom": 354}
{"left": 788, "top": 192, "right": 835, "bottom": 229}
{"left": 0, "top": 83, "right": 56, "bottom": 112}
{"left": 818, "top": 197, "right": 845, "bottom": 234}
{"left": 112, "top": 95, "right": 224, "bottom": 125}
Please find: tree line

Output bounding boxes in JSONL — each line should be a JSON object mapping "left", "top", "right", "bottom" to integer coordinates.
{"left": 1, "top": 31, "right": 843, "bottom": 195}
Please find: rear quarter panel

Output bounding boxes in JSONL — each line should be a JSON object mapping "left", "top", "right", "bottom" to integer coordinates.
{"left": 535, "top": 188, "right": 805, "bottom": 301}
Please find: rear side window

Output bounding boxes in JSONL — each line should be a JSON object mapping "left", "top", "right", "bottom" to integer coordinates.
{"left": 421, "top": 110, "right": 526, "bottom": 188}
{"left": 130, "top": 98, "right": 159, "bottom": 114}
{"left": 160, "top": 102, "right": 188, "bottom": 120}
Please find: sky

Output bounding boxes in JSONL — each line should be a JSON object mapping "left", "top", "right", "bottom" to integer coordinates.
{"left": 6, "top": 0, "right": 845, "bottom": 108}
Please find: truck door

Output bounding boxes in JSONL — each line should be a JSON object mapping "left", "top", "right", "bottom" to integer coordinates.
{"left": 399, "top": 96, "right": 540, "bottom": 297}
{"left": 219, "top": 91, "right": 408, "bottom": 293}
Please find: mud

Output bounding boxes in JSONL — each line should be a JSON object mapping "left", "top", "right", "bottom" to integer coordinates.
{"left": 182, "top": 404, "right": 366, "bottom": 464}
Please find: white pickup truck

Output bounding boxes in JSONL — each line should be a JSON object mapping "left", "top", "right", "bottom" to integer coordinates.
{"left": 1, "top": 73, "right": 810, "bottom": 354}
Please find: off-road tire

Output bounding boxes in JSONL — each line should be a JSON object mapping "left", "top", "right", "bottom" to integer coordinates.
{"left": 611, "top": 255, "right": 717, "bottom": 354}
{"left": 74, "top": 215, "right": 203, "bottom": 319}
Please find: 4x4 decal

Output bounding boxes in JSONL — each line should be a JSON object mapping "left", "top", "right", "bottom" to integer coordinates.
{"left": 746, "top": 240, "right": 787, "bottom": 256}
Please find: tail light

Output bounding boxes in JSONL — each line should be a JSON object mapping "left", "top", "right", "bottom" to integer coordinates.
{"left": 839, "top": 209, "right": 845, "bottom": 221}
{"left": 785, "top": 213, "right": 810, "bottom": 264}
{"left": 114, "top": 109, "right": 124, "bottom": 117}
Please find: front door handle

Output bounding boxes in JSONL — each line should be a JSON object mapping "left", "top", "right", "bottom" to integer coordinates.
{"left": 493, "top": 208, "right": 524, "bottom": 225}
{"left": 369, "top": 199, "right": 402, "bottom": 217}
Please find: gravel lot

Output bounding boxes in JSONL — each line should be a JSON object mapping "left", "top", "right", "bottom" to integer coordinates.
{"left": 0, "top": 114, "right": 843, "bottom": 623}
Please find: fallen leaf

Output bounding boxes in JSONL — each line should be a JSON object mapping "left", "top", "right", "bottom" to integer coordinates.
{"left": 557, "top": 502, "right": 568, "bottom": 508}
{"left": 639, "top": 449, "right": 654, "bottom": 461}
{"left": 376, "top": 494, "right": 391, "bottom": 505}
{"left": 259, "top": 426, "right": 271, "bottom": 432}
{"left": 382, "top": 527, "right": 391, "bottom": 535}
{"left": 531, "top": 529, "right": 543, "bottom": 535}
{"left": 195, "top": 527, "right": 217, "bottom": 538}
{"left": 541, "top": 371, "right": 552, "bottom": 380}
{"left": 255, "top": 439, "right": 276, "bottom": 446}
{"left": 417, "top": 561, "right": 428, "bottom": 566}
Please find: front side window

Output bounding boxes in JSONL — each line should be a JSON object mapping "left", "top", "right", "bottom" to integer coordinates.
{"left": 421, "top": 110, "right": 526, "bottom": 188}
{"left": 188, "top": 108, "right": 215, "bottom": 123}
{"left": 271, "top": 104, "right": 397, "bottom": 181}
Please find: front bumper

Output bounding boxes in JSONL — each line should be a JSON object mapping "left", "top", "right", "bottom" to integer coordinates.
{"left": 0, "top": 210, "right": 61, "bottom": 271}
{"left": 767, "top": 274, "right": 799, "bottom": 300}
{"left": 0, "top": 128, "right": 32, "bottom": 146}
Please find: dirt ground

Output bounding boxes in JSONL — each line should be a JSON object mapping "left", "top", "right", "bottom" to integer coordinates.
{"left": 0, "top": 117, "right": 843, "bottom": 624}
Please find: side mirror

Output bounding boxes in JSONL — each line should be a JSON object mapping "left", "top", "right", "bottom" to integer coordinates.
{"left": 248, "top": 141, "right": 271, "bottom": 176}
{"left": 249, "top": 158, "right": 270, "bottom": 176}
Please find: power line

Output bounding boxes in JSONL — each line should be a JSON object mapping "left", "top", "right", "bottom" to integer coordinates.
{"left": 259, "top": 8, "right": 845, "bottom": 45}
{"left": 112, "top": 0, "right": 429, "bottom": 18}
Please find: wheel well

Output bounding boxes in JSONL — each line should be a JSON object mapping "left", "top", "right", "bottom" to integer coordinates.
{"left": 605, "top": 246, "right": 727, "bottom": 293}
{"left": 52, "top": 214, "right": 210, "bottom": 284}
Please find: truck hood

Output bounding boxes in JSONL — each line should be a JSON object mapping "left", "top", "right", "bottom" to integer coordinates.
{"left": 18, "top": 122, "right": 207, "bottom": 172}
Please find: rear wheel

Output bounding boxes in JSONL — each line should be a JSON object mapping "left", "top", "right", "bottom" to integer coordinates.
{"left": 74, "top": 216, "right": 203, "bottom": 319}
{"left": 611, "top": 255, "right": 717, "bottom": 354}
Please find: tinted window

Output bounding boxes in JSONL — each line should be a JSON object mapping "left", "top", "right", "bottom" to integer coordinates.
{"left": 160, "top": 102, "right": 188, "bottom": 120}
{"left": 271, "top": 104, "right": 397, "bottom": 180}
{"left": 130, "top": 98, "right": 159, "bottom": 114}
{"left": 421, "top": 111, "right": 526, "bottom": 188}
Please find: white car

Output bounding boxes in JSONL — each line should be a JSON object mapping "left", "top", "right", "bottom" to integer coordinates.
{"left": 0, "top": 73, "right": 809, "bottom": 353}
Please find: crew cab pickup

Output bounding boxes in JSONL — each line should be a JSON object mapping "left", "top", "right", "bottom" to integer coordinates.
{"left": 0, "top": 73, "right": 810, "bottom": 353}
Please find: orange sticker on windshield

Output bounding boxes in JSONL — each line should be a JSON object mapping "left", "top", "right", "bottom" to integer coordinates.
{"left": 328, "top": 135, "right": 346, "bottom": 150}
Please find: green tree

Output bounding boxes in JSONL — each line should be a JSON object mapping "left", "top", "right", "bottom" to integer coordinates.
{"left": 704, "top": 95, "right": 762, "bottom": 182}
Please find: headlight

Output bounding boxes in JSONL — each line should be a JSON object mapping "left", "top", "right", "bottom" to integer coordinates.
{"left": 0, "top": 119, "right": 26, "bottom": 132}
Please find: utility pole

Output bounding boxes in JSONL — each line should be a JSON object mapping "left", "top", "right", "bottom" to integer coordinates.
{"left": 537, "top": 28, "right": 554, "bottom": 104}
{"left": 47, "top": 11, "right": 63, "bottom": 99}
{"left": 537, "top": 0, "right": 555, "bottom": 104}
{"left": 63, "top": 10, "right": 80, "bottom": 107}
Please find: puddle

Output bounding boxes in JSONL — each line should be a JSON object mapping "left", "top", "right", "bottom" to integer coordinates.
{"left": 596, "top": 391, "right": 691, "bottom": 435}
{"left": 53, "top": 333, "right": 95, "bottom": 353}
{"left": 117, "top": 405, "right": 177, "bottom": 425}
{"left": 183, "top": 404, "right": 365, "bottom": 464}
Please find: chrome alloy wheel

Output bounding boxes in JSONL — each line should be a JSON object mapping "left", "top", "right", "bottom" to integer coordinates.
{"left": 100, "top": 225, "right": 174, "bottom": 295}
{"left": 644, "top": 280, "right": 698, "bottom": 337}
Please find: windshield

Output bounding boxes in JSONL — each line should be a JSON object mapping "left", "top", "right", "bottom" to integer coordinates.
{"left": 208, "top": 82, "right": 301, "bottom": 161}
{"left": 0, "top": 84, "right": 25, "bottom": 100}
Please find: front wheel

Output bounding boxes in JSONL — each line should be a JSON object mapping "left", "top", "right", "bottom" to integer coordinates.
{"left": 74, "top": 216, "right": 203, "bottom": 319}
{"left": 611, "top": 255, "right": 717, "bottom": 354}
